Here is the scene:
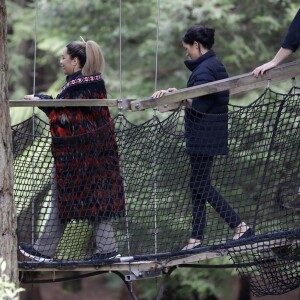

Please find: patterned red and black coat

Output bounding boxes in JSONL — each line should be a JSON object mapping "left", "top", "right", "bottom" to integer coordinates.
{"left": 38, "top": 71, "right": 125, "bottom": 222}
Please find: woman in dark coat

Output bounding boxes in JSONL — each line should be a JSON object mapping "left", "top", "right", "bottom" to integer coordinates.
{"left": 19, "top": 39, "right": 125, "bottom": 261}
{"left": 152, "top": 25, "right": 252, "bottom": 250}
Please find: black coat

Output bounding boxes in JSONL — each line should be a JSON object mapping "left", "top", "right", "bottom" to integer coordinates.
{"left": 281, "top": 9, "right": 300, "bottom": 52}
{"left": 184, "top": 49, "right": 229, "bottom": 156}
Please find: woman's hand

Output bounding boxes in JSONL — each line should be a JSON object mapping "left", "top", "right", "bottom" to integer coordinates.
{"left": 252, "top": 61, "right": 277, "bottom": 78}
{"left": 252, "top": 48, "right": 292, "bottom": 78}
{"left": 152, "top": 87, "right": 177, "bottom": 98}
{"left": 23, "top": 94, "right": 40, "bottom": 100}
{"left": 185, "top": 98, "right": 193, "bottom": 107}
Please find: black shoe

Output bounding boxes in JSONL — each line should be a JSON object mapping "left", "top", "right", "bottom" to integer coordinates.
{"left": 85, "top": 251, "right": 121, "bottom": 261}
{"left": 19, "top": 242, "right": 52, "bottom": 262}
{"left": 238, "top": 228, "right": 254, "bottom": 240}
{"left": 192, "top": 244, "right": 203, "bottom": 249}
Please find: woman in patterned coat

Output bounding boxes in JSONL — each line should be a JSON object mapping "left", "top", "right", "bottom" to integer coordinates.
{"left": 19, "top": 39, "right": 125, "bottom": 261}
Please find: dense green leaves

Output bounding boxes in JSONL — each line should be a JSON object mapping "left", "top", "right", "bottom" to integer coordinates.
{"left": 7, "top": 1, "right": 300, "bottom": 299}
{"left": 7, "top": 0, "right": 300, "bottom": 102}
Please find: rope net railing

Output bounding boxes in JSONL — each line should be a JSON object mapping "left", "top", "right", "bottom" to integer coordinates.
{"left": 14, "top": 87, "right": 300, "bottom": 296}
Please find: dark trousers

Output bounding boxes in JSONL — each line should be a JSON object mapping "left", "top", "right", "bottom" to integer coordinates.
{"left": 190, "top": 155, "right": 242, "bottom": 240}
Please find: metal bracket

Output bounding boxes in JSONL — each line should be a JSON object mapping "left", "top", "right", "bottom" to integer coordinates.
{"left": 125, "top": 268, "right": 162, "bottom": 281}
{"left": 117, "top": 99, "right": 131, "bottom": 111}
{"left": 134, "top": 101, "right": 141, "bottom": 111}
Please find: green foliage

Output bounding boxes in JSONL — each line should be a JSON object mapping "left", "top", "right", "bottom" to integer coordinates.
{"left": 134, "top": 256, "right": 237, "bottom": 300}
{"left": 6, "top": 1, "right": 300, "bottom": 298}
{"left": 0, "top": 258, "right": 24, "bottom": 300}
{"left": 7, "top": 0, "right": 300, "bottom": 102}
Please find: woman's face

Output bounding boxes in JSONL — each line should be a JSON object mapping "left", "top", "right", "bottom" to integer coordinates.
{"left": 60, "top": 48, "right": 77, "bottom": 76}
{"left": 182, "top": 41, "right": 201, "bottom": 60}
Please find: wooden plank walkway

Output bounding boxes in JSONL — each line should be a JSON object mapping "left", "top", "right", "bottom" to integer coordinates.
{"left": 19, "top": 237, "right": 291, "bottom": 278}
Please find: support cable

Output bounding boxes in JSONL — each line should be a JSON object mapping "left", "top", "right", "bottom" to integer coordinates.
{"left": 30, "top": 0, "right": 40, "bottom": 245}
{"left": 119, "top": 0, "right": 123, "bottom": 100}
{"left": 154, "top": 0, "right": 160, "bottom": 94}
{"left": 117, "top": 0, "right": 134, "bottom": 296}
{"left": 152, "top": 0, "right": 161, "bottom": 257}
{"left": 32, "top": 0, "right": 39, "bottom": 96}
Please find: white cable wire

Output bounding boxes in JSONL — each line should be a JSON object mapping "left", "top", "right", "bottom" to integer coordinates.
{"left": 31, "top": 0, "right": 39, "bottom": 245}
{"left": 154, "top": 0, "right": 161, "bottom": 94}
{"left": 119, "top": 0, "right": 123, "bottom": 100}
{"left": 33, "top": 0, "right": 39, "bottom": 95}
{"left": 153, "top": 0, "right": 161, "bottom": 255}
{"left": 117, "top": 0, "right": 131, "bottom": 258}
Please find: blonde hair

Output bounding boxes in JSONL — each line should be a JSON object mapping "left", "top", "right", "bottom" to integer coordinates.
{"left": 83, "top": 40, "right": 105, "bottom": 76}
{"left": 66, "top": 40, "right": 105, "bottom": 76}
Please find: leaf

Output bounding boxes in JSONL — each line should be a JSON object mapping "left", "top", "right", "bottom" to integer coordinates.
{"left": 0, "top": 261, "right": 6, "bottom": 273}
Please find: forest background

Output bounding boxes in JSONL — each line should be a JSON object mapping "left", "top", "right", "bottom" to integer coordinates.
{"left": 6, "top": 0, "right": 300, "bottom": 299}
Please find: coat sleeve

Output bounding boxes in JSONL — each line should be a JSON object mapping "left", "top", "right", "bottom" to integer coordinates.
{"left": 35, "top": 92, "right": 82, "bottom": 117}
{"left": 35, "top": 94, "right": 53, "bottom": 116}
{"left": 281, "top": 9, "right": 300, "bottom": 52}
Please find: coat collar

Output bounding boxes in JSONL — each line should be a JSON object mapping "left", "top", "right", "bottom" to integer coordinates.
{"left": 184, "top": 49, "right": 216, "bottom": 71}
{"left": 66, "top": 70, "right": 82, "bottom": 82}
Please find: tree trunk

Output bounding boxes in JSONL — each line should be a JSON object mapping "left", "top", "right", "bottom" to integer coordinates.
{"left": 0, "top": 0, "right": 18, "bottom": 285}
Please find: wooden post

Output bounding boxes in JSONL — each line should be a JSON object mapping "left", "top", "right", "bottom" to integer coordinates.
{"left": 0, "top": 0, "right": 18, "bottom": 285}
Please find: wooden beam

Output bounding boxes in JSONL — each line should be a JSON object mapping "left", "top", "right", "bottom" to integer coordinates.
{"left": 9, "top": 98, "right": 132, "bottom": 110}
{"left": 9, "top": 59, "right": 300, "bottom": 112}
{"left": 131, "top": 59, "right": 300, "bottom": 112}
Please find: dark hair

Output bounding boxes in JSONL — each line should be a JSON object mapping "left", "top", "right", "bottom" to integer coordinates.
{"left": 66, "top": 41, "right": 87, "bottom": 68}
{"left": 182, "top": 24, "right": 215, "bottom": 49}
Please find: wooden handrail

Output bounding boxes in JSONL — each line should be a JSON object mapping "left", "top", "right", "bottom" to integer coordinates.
{"left": 9, "top": 98, "right": 132, "bottom": 110}
{"left": 9, "top": 59, "right": 300, "bottom": 112}
{"left": 131, "top": 59, "right": 300, "bottom": 111}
